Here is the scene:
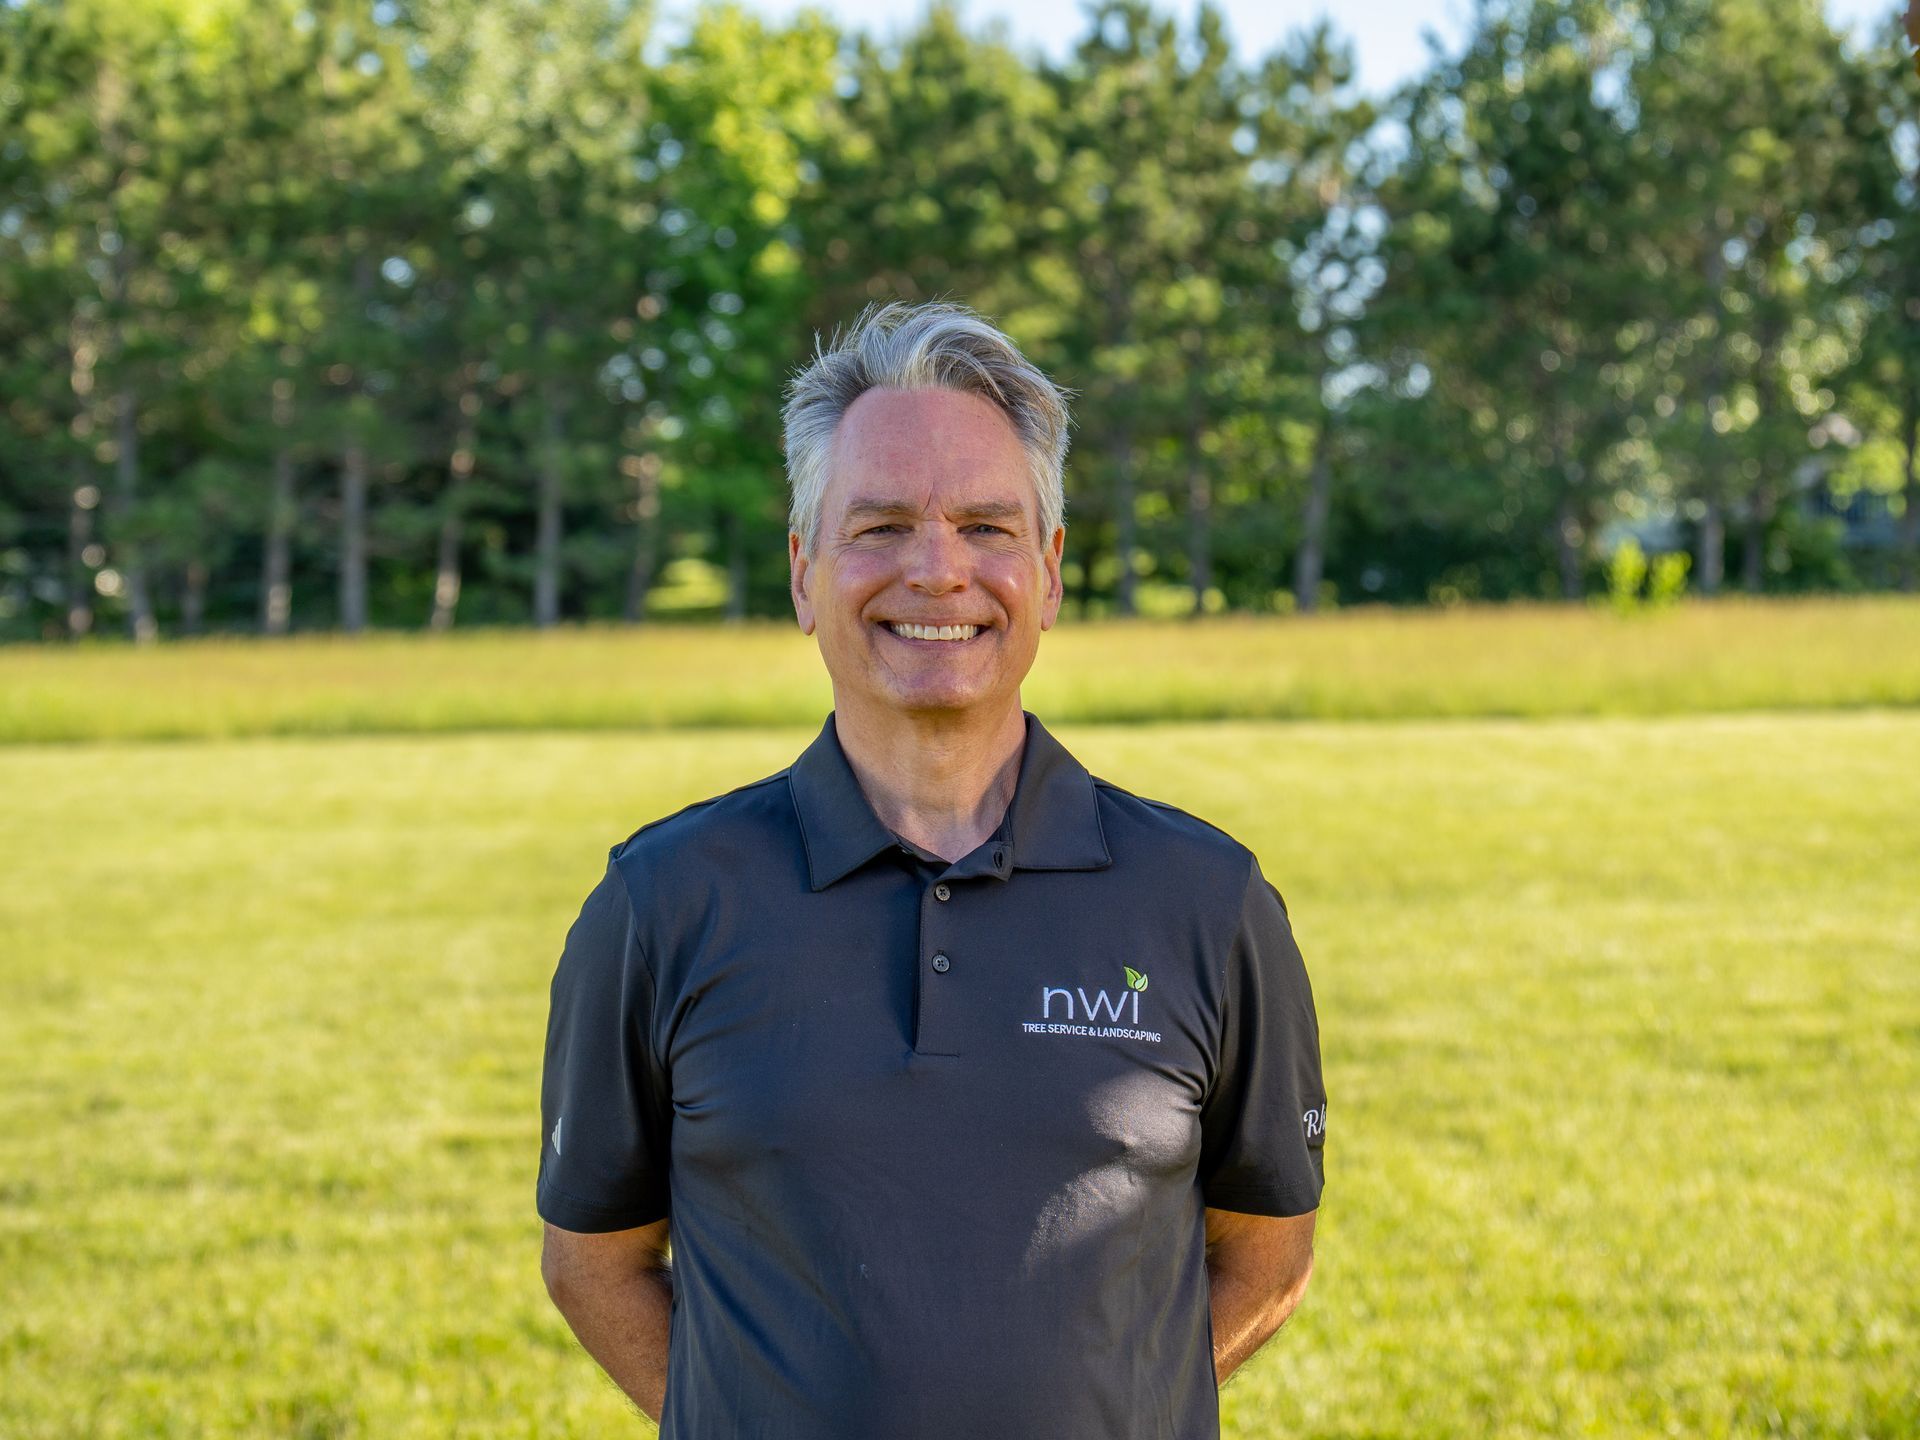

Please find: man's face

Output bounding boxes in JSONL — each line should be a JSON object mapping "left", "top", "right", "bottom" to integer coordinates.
{"left": 790, "top": 385, "right": 1064, "bottom": 722}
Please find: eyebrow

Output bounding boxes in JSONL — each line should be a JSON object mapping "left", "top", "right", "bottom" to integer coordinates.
{"left": 842, "top": 497, "right": 1029, "bottom": 525}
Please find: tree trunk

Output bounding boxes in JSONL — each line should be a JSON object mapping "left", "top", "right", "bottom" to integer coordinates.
{"left": 112, "top": 383, "right": 157, "bottom": 643}
{"left": 1100, "top": 279, "right": 1138, "bottom": 618}
{"left": 339, "top": 436, "right": 368, "bottom": 632}
{"left": 261, "top": 380, "right": 296, "bottom": 635}
{"left": 67, "top": 459, "right": 96, "bottom": 639}
{"left": 1696, "top": 243, "right": 1726, "bottom": 596}
{"left": 429, "top": 510, "right": 463, "bottom": 632}
{"left": 623, "top": 450, "right": 663, "bottom": 623}
{"left": 65, "top": 327, "right": 99, "bottom": 639}
{"left": 1069, "top": 515, "right": 1100, "bottom": 620}
{"left": 431, "top": 395, "right": 477, "bottom": 632}
{"left": 534, "top": 377, "right": 567, "bottom": 628}
{"left": 1898, "top": 382, "right": 1917, "bottom": 594}
{"left": 430, "top": 514, "right": 464, "bottom": 632}
{"left": 182, "top": 558, "right": 208, "bottom": 634}
{"left": 1554, "top": 488, "right": 1584, "bottom": 600}
{"left": 1698, "top": 496, "right": 1725, "bottom": 595}
{"left": 262, "top": 446, "right": 296, "bottom": 633}
{"left": 1185, "top": 431, "right": 1210, "bottom": 617}
{"left": 1110, "top": 414, "right": 1137, "bottom": 618}
{"left": 338, "top": 258, "right": 375, "bottom": 634}
{"left": 1549, "top": 425, "right": 1585, "bottom": 600}
{"left": 1293, "top": 418, "right": 1334, "bottom": 614}
{"left": 1739, "top": 489, "right": 1772, "bottom": 593}
{"left": 100, "top": 198, "right": 155, "bottom": 643}
{"left": 1742, "top": 319, "right": 1782, "bottom": 593}
{"left": 723, "top": 510, "right": 747, "bottom": 621}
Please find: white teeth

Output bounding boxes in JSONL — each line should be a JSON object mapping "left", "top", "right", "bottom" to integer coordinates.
{"left": 887, "top": 622, "right": 979, "bottom": 642}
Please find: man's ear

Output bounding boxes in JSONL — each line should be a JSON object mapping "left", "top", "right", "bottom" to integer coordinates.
{"left": 1039, "top": 525, "right": 1065, "bottom": 631}
{"left": 790, "top": 532, "right": 816, "bottom": 636}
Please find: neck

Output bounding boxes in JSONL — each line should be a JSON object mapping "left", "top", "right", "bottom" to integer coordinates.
{"left": 830, "top": 699, "right": 1027, "bottom": 864}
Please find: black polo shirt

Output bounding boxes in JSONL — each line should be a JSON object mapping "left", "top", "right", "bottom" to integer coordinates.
{"left": 537, "top": 709, "right": 1326, "bottom": 1440}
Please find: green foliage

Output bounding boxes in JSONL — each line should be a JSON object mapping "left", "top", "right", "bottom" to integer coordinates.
{"left": 1603, "top": 539, "right": 1690, "bottom": 615}
{"left": 1764, "top": 506, "right": 1862, "bottom": 593}
{"left": 1606, "top": 537, "right": 1649, "bottom": 615}
{"left": 3, "top": 0, "right": 1918, "bottom": 640}
{"left": 1647, "top": 547, "right": 1690, "bottom": 607}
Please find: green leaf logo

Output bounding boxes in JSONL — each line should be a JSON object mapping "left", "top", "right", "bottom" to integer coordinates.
{"left": 1123, "top": 966, "right": 1148, "bottom": 992}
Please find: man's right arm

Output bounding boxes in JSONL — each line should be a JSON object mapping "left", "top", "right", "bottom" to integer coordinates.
{"left": 542, "top": 1218, "right": 674, "bottom": 1425}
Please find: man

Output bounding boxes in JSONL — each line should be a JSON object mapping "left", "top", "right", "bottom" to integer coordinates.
{"left": 537, "top": 301, "right": 1326, "bottom": 1438}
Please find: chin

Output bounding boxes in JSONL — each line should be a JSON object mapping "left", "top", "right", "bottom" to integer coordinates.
{"left": 890, "top": 688, "right": 989, "bottom": 714}
{"left": 870, "top": 679, "right": 1006, "bottom": 716}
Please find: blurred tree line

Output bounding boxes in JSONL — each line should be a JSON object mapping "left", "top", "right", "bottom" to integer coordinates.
{"left": 1, "top": 0, "right": 1916, "bottom": 640}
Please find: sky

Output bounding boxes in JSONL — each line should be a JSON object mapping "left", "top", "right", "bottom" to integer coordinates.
{"left": 659, "top": 0, "right": 1907, "bottom": 97}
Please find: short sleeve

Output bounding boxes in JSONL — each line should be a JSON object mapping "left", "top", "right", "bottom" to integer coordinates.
{"left": 536, "top": 849, "right": 673, "bottom": 1232}
{"left": 1197, "top": 854, "right": 1327, "bottom": 1217}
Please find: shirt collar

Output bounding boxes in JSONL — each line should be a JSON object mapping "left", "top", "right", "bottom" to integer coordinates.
{"left": 787, "top": 709, "right": 1112, "bottom": 891}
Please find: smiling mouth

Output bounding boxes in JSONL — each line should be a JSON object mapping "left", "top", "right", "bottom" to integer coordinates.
{"left": 880, "top": 621, "right": 986, "bottom": 643}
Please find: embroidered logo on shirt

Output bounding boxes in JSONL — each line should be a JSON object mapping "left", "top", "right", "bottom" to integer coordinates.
{"left": 552, "top": 1115, "right": 563, "bottom": 1155}
{"left": 1302, "top": 1106, "right": 1325, "bottom": 1140}
{"left": 1021, "top": 968, "right": 1162, "bottom": 1043}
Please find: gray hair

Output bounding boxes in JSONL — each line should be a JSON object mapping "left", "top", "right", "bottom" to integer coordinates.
{"left": 781, "top": 301, "right": 1071, "bottom": 556}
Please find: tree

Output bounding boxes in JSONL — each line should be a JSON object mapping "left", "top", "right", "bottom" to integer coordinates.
{"left": 1636, "top": 0, "right": 1879, "bottom": 592}
{"left": 3, "top": 0, "right": 250, "bottom": 640}
{"left": 652, "top": 2, "right": 840, "bottom": 619}
{"left": 1044, "top": 1, "right": 1251, "bottom": 615}
{"left": 1239, "top": 20, "right": 1378, "bottom": 612}
{"left": 1377, "top": 0, "right": 1651, "bottom": 600}
{"left": 1836, "top": 16, "right": 1920, "bottom": 588}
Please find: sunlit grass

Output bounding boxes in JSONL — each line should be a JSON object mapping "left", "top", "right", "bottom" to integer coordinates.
{"left": 4, "top": 594, "right": 1918, "bottom": 743}
{"left": 3, "top": 712, "right": 1915, "bottom": 1437}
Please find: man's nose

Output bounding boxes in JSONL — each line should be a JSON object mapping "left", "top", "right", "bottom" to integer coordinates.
{"left": 903, "top": 523, "right": 970, "bottom": 594}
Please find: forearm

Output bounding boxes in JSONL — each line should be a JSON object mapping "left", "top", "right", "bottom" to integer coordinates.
{"left": 551, "top": 1260, "right": 674, "bottom": 1423}
{"left": 1207, "top": 1251, "right": 1311, "bottom": 1387}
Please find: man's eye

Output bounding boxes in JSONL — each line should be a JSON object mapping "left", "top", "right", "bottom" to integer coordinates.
{"left": 857, "top": 522, "right": 1006, "bottom": 536}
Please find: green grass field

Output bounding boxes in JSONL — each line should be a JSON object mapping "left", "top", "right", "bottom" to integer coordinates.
{"left": 5, "top": 594, "right": 1920, "bottom": 741}
{"left": 4, "top": 603, "right": 1917, "bottom": 1437}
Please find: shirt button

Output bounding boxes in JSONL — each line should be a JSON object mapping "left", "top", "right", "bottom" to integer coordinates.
{"left": 934, "top": 883, "right": 951, "bottom": 902}
{"left": 931, "top": 953, "right": 951, "bottom": 973}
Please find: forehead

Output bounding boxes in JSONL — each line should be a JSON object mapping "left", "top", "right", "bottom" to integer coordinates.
{"left": 825, "top": 387, "right": 1033, "bottom": 515}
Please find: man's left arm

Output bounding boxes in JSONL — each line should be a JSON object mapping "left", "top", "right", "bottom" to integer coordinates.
{"left": 1196, "top": 852, "right": 1326, "bottom": 1387}
{"left": 1204, "top": 1205, "right": 1316, "bottom": 1386}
